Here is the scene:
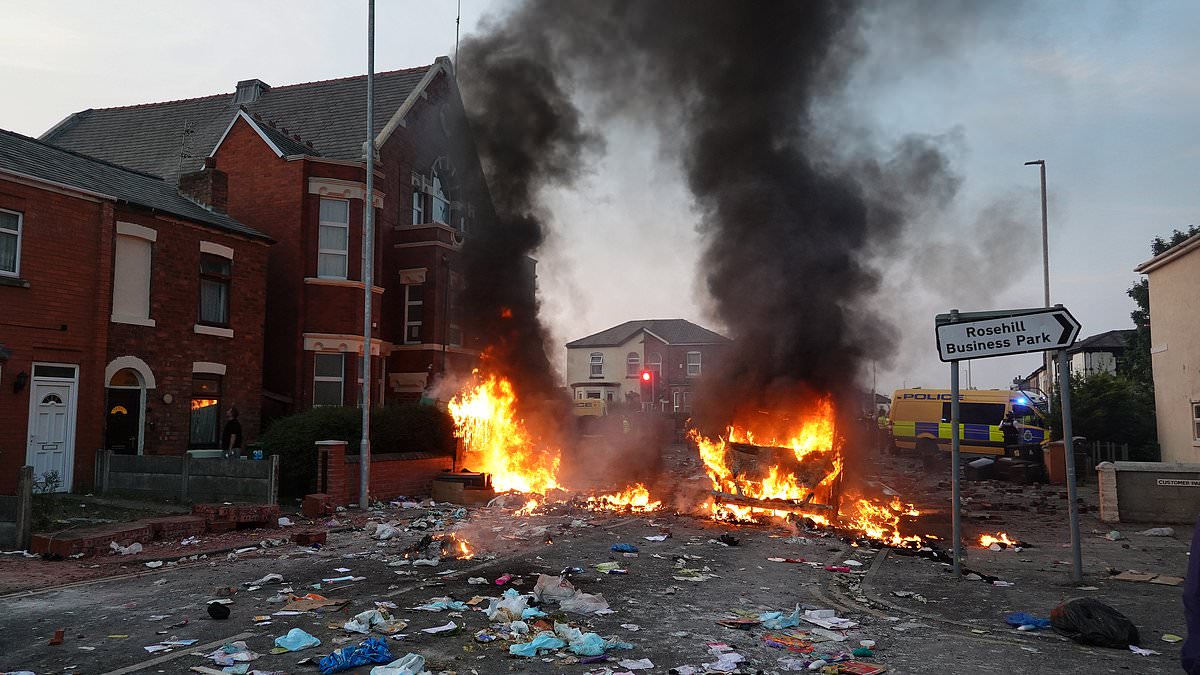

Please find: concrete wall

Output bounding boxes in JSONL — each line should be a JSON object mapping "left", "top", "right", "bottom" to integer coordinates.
{"left": 97, "top": 450, "right": 277, "bottom": 504}
{"left": 1098, "top": 461, "right": 1200, "bottom": 524}
{"left": 1146, "top": 248, "right": 1200, "bottom": 463}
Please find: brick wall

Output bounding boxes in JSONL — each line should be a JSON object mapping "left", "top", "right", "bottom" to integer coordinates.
{"left": 216, "top": 119, "right": 307, "bottom": 414}
{"left": 0, "top": 178, "right": 112, "bottom": 493}
{"left": 106, "top": 206, "right": 269, "bottom": 453}
{"left": 313, "top": 440, "right": 452, "bottom": 504}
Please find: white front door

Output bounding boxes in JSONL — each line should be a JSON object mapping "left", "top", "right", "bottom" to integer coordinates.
{"left": 26, "top": 364, "right": 78, "bottom": 492}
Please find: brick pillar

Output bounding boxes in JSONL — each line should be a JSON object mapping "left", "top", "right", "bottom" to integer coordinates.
{"left": 1096, "top": 462, "right": 1119, "bottom": 523}
{"left": 315, "top": 440, "right": 347, "bottom": 505}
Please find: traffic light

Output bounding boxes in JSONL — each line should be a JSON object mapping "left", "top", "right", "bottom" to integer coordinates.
{"left": 639, "top": 369, "right": 655, "bottom": 407}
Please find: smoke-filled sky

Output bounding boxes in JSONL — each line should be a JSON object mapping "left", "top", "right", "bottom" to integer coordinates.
{"left": 3, "top": 0, "right": 1198, "bottom": 396}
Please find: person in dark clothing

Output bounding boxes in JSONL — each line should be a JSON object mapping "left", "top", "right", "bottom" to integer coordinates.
{"left": 1183, "top": 519, "right": 1200, "bottom": 673}
{"left": 221, "top": 406, "right": 242, "bottom": 459}
{"left": 998, "top": 411, "right": 1020, "bottom": 453}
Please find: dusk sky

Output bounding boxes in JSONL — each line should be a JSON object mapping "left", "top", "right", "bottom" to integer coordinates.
{"left": 4, "top": 0, "right": 1197, "bottom": 396}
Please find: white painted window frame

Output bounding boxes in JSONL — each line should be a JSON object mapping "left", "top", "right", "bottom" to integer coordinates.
{"left": 686, "top": 351, "right": 702, "bottom": 377}
{"left": 589, "top": 352, "right": 604, "bottom": 379}
{"left": 317, "top": 197, "right": 350, "bottom": 280}
{"left": 626, "top": 351, "right": 641, "bottom": 377}
{"left": 0, "top": 207, "right": 22, "bottom": 277}
{"left": 403, "top": 284, "right": 423, "bottom": 345}
{"left": 313, "top": 352, "right": 345, "bottom": 407}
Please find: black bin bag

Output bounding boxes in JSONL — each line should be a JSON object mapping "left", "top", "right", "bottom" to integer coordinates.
{"left": 1051, "top": 597, "right": 1140, "bottom": 648}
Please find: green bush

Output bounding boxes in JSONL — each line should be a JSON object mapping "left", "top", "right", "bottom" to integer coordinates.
{"left": 260, "top": 404, "right": 456, "bottom": 498}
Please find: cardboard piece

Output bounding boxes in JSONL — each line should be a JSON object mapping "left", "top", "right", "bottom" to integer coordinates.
{"left": 282, "top": 593, "right": 348, "bottom": 612}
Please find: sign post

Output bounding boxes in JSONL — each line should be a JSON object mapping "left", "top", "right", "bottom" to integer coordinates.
{"left": 936, "top": 305, "right": 1082, "bottom": 582}
{"left": 948, "top": 311, "right": 963, "bottom": 578}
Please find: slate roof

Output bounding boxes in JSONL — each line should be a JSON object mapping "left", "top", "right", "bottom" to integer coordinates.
{"left": 42, "top": 64, "right": 436, "bottom": 183}
{"left": 1067, "top": 329, "right": 1134, "bottom": 354}
{"left": 0, "top": 128, "right": 270, "bottom": 241}
{"left": 566, "top": 319, "right": 730, "bottom": 348}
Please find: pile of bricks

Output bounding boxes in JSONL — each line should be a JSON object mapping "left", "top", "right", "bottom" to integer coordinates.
{"left": 31, "top": 504, "right": 283, "bottom": 557}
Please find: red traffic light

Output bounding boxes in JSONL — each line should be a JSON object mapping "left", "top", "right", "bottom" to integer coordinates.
{"left": 641, "top": 371, "right": 652, "bottom": 382}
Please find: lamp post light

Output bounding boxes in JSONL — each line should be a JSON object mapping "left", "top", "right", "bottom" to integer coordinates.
{"left": 1025, "top": 159, "right": 1051, "bottom": 404}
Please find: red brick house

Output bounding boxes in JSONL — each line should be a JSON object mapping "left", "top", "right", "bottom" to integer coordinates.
{"left": 0, "top": 129, "right": 270, "bottom": 493}
{"left": 565, "top": 319, "right": 731, "bottom": 412}
{"left": 43, "top": 58, "right": 493, "bottom": 423}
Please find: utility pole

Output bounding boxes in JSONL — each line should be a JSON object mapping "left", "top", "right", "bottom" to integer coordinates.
{"left": 358, "top": 0, "right": 375, "bottom": 510}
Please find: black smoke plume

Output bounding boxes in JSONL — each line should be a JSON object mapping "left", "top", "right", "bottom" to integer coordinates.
{"left": 458, "top": 1, "right": 990, "bottom": 431}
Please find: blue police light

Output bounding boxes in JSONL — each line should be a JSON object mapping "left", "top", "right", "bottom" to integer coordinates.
{"left": 1016, "top": 397, "right": 1028, "bottom": 405}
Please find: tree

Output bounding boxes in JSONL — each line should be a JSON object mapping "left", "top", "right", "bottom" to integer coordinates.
{"left": 1049, "top": 372, "right": 1158, "bottom": 460}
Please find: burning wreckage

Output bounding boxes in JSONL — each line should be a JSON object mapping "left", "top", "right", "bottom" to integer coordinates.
{"left": 436, "top": 371, "right": 933, "bottom": 555}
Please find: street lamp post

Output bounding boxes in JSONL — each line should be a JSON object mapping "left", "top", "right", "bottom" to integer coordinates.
{"left": 1025, "top": 160, "right": 1051, "bottom": 404}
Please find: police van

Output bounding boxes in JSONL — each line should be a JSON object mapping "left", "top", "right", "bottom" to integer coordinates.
{"left": 889, "top": 388, "right": 1048, "bottom": 456}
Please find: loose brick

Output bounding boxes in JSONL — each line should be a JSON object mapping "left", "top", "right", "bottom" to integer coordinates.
{"left": 295, "top": 530, "right": 327, "bottom": 546}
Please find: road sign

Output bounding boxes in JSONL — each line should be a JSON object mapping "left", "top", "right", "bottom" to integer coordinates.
{"left": 935, "top": 306, "right": 1081, "bottom": 362}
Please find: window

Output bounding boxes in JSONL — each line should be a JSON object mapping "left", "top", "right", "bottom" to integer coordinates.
{"left": 0, "top": 208, "right": 20, "bottom": 277}
{"left": 586, "top": 391, "right": 601, "bottom": 400}
{"left": 626, "top": 352, "right": 641, "bottom": 377}
{"left": 198, "top": 254, "right": 231, "bottom": 326}
{"left": 940, "top": 402, "right": 1007, "bottom": 425}
{"left": 673, "top": 390, "right": 692, "bottom": 412}
{"left": 318, "top": 198, "right": 349, "bottom": 279}
{"left": 112, "top": 235, "right": 152, "bottom": 321}
{"left": 646, "top": 353, "right": 662, "bottom": 377}
{"left": 448, "top": 324, "right": 463, "bottom": 347}
{"left": 404, "top": 284, "right": 423, "bottom": 344}
{"left": 686, "top": 351, "right": 702, "bottom": 377}
{"left": 189, "top": 374, "right": 221, "bottom": 447}
{"left": 1011, "top": 404, "right": 1042, "bottom": 426}
{"left": 314, "top": 353, "right": 345, "bottom": 407}
{"left": 589, "top": 352, "right": 603, "bottom": 378}
{"left": 431, "top": 170, "right": 452, "bottom": 225}
{"left": 411, "top": 189, "right": 424, "bottom": 225}
{"left": 1193, "top": 403, "right": 1200, "bottom": 442}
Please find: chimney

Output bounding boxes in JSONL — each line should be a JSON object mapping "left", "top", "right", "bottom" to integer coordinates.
{"left": 233, "top": 78, "right": 270, "bottom": 104}
{"left": 179, "top": 157, "right": 229, "bottom": 213}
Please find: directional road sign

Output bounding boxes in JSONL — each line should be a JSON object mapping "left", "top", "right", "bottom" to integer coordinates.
{"left": 935, "top": 306, "right": 1081, "bottom": 362}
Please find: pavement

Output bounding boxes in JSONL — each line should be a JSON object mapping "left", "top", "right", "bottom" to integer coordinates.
{"left": 0, "top": 445, "right": 1191, "bottom": 675}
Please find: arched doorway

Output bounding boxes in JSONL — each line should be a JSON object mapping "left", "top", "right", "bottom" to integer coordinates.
{"left": 106, "top": 366, "right": 147, "bottom": 454}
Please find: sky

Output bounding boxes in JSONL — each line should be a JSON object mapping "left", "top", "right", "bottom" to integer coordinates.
{"left": 3, "top": 0, "right": 1197, "bottom": 397}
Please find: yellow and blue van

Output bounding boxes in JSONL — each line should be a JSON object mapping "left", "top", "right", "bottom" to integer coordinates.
{"left": 889, "top": 388, "right": 1048, "bottom": 456}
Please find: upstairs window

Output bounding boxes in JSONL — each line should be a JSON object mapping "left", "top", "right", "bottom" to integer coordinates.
{"left": 411, "top": 189, "right": 424, "bottom": 225}
{"left": 589, "top": 352, "right": 604, "bottom": 378}
{"left": 686, "top": 351, "right": 702, "bottom": 377}
{"left": 318, "top": 198, "right": 350, "bottom": 279}
{"left": 1193, "top": 402, "right": 1200, "bottom": 442}
{"left": 646, "top": 352, "right": 662, "bottom": 377}
{"left": 198, "top": 254, "right": 231, "bottom": 326}
{"left": 0, "top": 208, "right": 21, "bottom": 277}
{"left": 431, "top": 170, "right": 452, "bottom": 225}
{"left": 404, "top": 284, "right": 424, "bottom": 344}
{"left": 626, "top": 352, "right": 641, "bottom": 377}
{"left": 112, "top": 234, "right": 153, "bottom": 322}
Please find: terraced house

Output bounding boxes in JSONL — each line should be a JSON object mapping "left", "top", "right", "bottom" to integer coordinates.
{"left": 0, "top": 129, "right": 270, "bottom": 493}
{"left": 42, "top": 57, "right": 496, "bottom": 424}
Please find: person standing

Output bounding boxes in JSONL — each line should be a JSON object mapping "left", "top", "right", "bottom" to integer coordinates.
{"left": 221, "top": 406, "right": 242, "bottom": 459}
{"left": 998, "top": 411, "right": 1020, "bottom": 454}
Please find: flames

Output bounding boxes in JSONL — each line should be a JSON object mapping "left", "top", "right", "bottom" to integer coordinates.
{"left": 691, "top": 398, "right": 842, "bottom": 517}
{"left": 980, "top": 532, "right": 1017, "bottom": 548}
{"left": 585, "top": 484, "right": 662, "bottom": 513}
{"left": 842, "top": 497, "right": 923, "bottom": 548}
{"left": 448, "top": 373, "right": 561, "bottom": 494}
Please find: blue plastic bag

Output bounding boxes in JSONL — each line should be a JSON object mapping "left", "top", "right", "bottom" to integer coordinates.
{"left": 1005, "top": 611, "right": 1051, "bottom": 629}
{"left": 275, "top": 627, "right": 321, "bottom": 652}
{"left": 319, "top": 637, "right": 394, "bottom": 674}
{"left": 508, "top": 632, "right": 567, "bottom": 657}
{"left": 611, "top": 543, "right": 639, "bottom": 553}
{"left": 760, "top": 605, "right": 801, "bottom": 629}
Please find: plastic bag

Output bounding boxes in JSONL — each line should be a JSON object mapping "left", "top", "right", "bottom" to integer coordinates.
{"left": 319, "top": 637, "right": 393, "bottom": 674}
{"left": 1050, "top": 598, "right": 1140, "bottom": 648}
{"left": 533, "top": 574, "right": 577, "bottom": 603}
{"left": 369, "top": 653, "right": 425, "bottom": 675}
{"left": 560, "top": 590, "right": 610, "bottom": 615}
{"left": 508, "top": 631, "right": 567, "bottom": 657}
{"left": 485, "top": 588, "right": 530, "bottom": 621}
{"left": 274, "top": 628, "right": 321, "bottom": 652}
{"left": 1005, "top": 612, "right": 1051, "bottom": 629}
{"left": 759, "top": 605, "right": 801, "bottom": 629}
